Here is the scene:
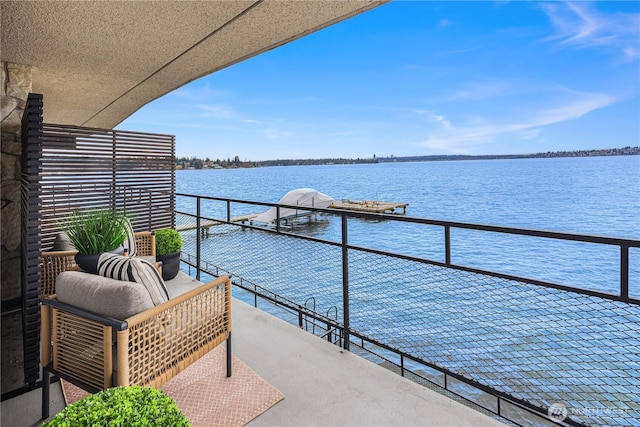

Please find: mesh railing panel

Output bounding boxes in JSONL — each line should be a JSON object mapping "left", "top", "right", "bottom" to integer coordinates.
{"left": 174, "top": 200, "right": 639, "bottom": 426}
{"left": 177, "top": 215, "right": 345, "bottom": 317}
{"left": 347, "top": 249, "right": 640, "bottom": 427}
{"left": 179, "top": 217, "right": 639, "bottom": 426}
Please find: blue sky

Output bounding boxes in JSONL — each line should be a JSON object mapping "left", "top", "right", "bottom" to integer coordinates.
{"left": 117, "top": 1, "right": 640, "bottom": 161}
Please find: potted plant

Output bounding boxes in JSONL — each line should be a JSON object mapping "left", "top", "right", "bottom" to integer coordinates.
{"left": 63, "top": 209, "right": 129, "bottom": 274}
{"left": 43, "top": 385, "right": 189, "bottom": 426}
{"left": 155, "top": 228, "right": 183, "bottom": 280}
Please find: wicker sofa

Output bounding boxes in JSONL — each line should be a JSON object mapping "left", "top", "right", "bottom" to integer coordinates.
{"left": 40, "top": 271, "right": 232, "bottom": 419}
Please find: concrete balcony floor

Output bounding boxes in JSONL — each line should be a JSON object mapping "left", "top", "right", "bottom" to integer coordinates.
{"left": 2, "top": 299, "right": 506, "bottom": 427}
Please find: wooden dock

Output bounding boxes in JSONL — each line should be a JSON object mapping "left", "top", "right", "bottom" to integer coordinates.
{"left": 176, "top": 214, "right": 258, "bottom": 237}
{"left": 175, "top": 199, "right": 408, "bottom": 237}
{"left": 329, "top": 199, "right": 408, "bottom": 214}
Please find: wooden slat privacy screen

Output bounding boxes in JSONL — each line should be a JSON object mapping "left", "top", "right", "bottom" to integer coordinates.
{"left": 20, "top": 103, "right": 176, "bottom": 386}
{"left": 40, "top": 123, "right": 176, "bottom": 251}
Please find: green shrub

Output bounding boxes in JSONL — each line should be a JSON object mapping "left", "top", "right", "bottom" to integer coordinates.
{"left": 155, "top": 228, "right": 183, "bottom": 255}
{"left": 62, "top": 210, "right": 129, "bottom": 255}
{"left": 43, "top": 385, "right": 190, "bottom": 427}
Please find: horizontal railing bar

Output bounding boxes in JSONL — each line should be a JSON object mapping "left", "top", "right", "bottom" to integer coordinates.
{"left": 345, "top": 242, "right": 638, "bottom": 304}
{"left": 174, "top": 192, "right": 640, "bottom": 247}
{"left": 175, "top": 207, "right": 639, "bottom": 304}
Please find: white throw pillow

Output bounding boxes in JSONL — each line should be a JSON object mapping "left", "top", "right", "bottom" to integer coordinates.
{"left": 122, "top": 219, "right": 137, "bottom": 256}
{"left": 97, "top": 253, "right": 169, "bottom": 305}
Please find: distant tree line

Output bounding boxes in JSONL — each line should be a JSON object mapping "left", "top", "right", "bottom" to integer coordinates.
{"left": 375, "top": 146, "right": 640, "bottom": 163}
{"left": 175, "top": 156, "right": 258, "bottom": 169}
{"left": 176, "top": 146, "right": 639, "bottom": 169}
{"left": 257, "top": 157, "right": 377, "bottom": 167}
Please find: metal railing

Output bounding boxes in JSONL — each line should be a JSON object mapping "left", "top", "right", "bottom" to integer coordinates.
{"left": 176, "top": 192, "right": 638, "bottom": 303}
{"left": 172, "top": 192, "right": 639, "bottom": 427}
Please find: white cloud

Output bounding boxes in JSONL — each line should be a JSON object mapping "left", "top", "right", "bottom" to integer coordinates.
{"left": 532, "top": 91, "right": 616, "bottom": 126}
{"left": 196, "top": 103, "right": 265, "bottom": 127}
{"left": 438, "top": 19, "right": 451, "bottom": 29}
{"left": 264, "top": 128, "right": 294, "bottom": 140}
{"left": 197, "top": 104, "right": 239, "bottom": 120}
{"left": 418, "top": 89, "right": 617, "bottom": 153}
{"left": 540, "top": 2, "right": 640, "bottom": 60}
{"left": 443, "top": 80, "right": 515, "bottom": 101}
{"left": 426, "top": 112, "right": 454, "bottom": 131}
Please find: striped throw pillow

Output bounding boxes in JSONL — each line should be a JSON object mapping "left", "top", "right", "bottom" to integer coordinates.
{"left": 122, "top": 218, "right": 137, "bottom": 257}
{"left": 97, "top": 253, "right": 169, "bottom": 305}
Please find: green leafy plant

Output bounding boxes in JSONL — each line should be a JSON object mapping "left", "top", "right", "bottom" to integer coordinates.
{"left": 63, "top": 209, "right": 129, "bottom": 255}
{"left": 155, "top": 228, "right": 183, "bottom": 255}
{"left": 43, "top": 385, "right": 189, "bottom": 427}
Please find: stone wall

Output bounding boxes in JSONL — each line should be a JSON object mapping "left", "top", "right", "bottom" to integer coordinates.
{"left": 1, "top": 61, "right": 32, "bottom": 393}
{"left": 2, "top": 61, "right": 31, "bottom": 300}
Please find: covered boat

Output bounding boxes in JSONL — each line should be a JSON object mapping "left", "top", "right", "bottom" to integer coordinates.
{"left": 253, "top": 188, "right": 334, "bottom": 223}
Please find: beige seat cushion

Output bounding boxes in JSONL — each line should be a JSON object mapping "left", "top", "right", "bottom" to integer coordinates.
{"left": 56, "top": 271, "right": 154, "bottom": 319}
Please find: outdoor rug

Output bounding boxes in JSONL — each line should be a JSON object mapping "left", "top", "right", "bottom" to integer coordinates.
{"left": 61, "top": 346, "right": 285, "bottom": 426}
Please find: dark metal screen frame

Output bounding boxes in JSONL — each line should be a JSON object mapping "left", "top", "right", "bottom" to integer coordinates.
{"left": 20, "top": 93, "right": 176, "bottom": 388}
{"left": 21, "top": 93, "right": 44, "bottom": 386}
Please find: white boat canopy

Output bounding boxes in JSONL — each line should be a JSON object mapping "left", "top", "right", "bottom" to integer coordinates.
{"left": 254, "top": 188, "right": 334, "bottom": 223}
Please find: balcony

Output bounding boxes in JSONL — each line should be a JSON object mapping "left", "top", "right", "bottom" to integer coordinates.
{"left": 6, "top": 191, "right": 640, "bottom": 427}
{"left": 172, "top": 192, "right": 639, "bottom": 427}
{"left": 5, "top": 111, "right": 639, "bottom": 427}
{"left": 2, "top": 296, "right": 507, "bottom": 427}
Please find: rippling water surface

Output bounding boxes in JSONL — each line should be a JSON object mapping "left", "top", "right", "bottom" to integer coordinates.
{"left": 177, "top": 155, "right": 640, "bottom": 296}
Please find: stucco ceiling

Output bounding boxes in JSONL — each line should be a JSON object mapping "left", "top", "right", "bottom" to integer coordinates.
{"left": 1, "top": 0, "right": 386, "bottom": 128}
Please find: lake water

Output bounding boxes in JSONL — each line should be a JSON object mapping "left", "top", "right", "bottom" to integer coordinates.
{"left": 177, "top": 155, "right": 640, "bottom": 296}
{"left": 176, "top": 155, "right": 639, "bottom": 425}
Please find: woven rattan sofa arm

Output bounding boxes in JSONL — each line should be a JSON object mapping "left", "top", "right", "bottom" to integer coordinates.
{"left": 118, "top": 275, "right": 232, "bottom": 388}
{"left": 133, "top": 231, "right": 156, "bottom": 257}
{"left": 41, "top": 294, "right": 128, "bottom": 399}
{"left": 125, "top": 275, "right": 231, "bottom": 327}
{"left": 41, "top": 250, "right": 78, "bottom": 296}
{"left": 41, "top": 295, "right": 126, "bottom": 379}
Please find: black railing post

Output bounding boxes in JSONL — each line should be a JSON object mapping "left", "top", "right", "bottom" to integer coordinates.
{"left": 276, "top": 206, "right": 281, "bottom": 233}
{"left": 341, "top": 214, "right": 350, "bottom": 351}
{"left": 196, "top": 196, "right": 201, "bottom": 281}
{"left": 621, "top": 245, "right": 629, "bottom": 302}
{"left": 226, "top": 200, "right": 231, "bottom": 223}
{"left": 445, "top": 225, "right": 451, "bottom": 265}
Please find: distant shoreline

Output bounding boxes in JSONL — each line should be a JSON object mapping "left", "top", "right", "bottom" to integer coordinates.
{"left": 176, "top": 146, "right": 639, "bottom": 169}
{"left": 373, "top": 146, "right": 639, "bottom": 165}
